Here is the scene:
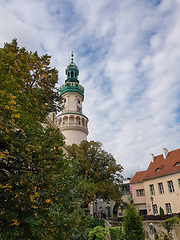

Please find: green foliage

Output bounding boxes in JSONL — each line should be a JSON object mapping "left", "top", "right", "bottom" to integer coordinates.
{"left": 88, "top": 226, "right": 110, "bottom": 240}
{"left": 155, "top": 233, "right": 159, "bottom": 239}
{"left": 163, "top": 221, "right": 171, "bottom": 233}
{"left": 164, "top": 234, "right": 169, "bottom": 240}
{"left": 68, "top": 141, "right": 123, "bottom": 205}
{"left": 0, "top": 39, "right": 61, "bottom": 127}
{"left": 72, "top": 215, "right": 105, "bottom": 240}
{"left": 0, "top": 39, "right": 86, "bottom": 240}
{"left": 160, "top": 207, "right": 165, "bottom": 215}
{"left": 108, "top": 227, "right": 124, "bottom": 240}
{"left": 163, "top": 215, "right": 180, "bottom": 233}
{"left": 123, "top": 202, "right": 145, "bottom": 240}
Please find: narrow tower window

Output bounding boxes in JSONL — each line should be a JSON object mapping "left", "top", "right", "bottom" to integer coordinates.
{"left": 71, "top": 71, "right": 73, "bottom": 77}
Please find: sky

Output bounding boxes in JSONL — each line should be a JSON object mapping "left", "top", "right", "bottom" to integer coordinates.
{"left": 1, "top": 0, "right": 180, "bottom": 177}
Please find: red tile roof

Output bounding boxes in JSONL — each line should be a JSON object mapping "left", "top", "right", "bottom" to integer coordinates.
{"left": 131, "top": 171, "right": 146, "bottom": 184}
{"left": 142, "top": 148, "right": 180, "bottom": 181}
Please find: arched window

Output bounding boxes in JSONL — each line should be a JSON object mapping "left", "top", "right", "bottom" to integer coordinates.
{"left": 71, "top": 71, "right": 73, "bottom": 77}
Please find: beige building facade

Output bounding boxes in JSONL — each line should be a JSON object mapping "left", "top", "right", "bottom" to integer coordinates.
{"left": 143, "top": 172, "right": 180, "bottom": 215}
{"left": 131, "top": 148, "right": 180, "bottom": 215}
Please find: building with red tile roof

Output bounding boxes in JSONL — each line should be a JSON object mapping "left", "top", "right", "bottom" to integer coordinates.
{"left": 131, "top": 148, "right": 180, "bottom": 215}
{"left": 131, "top": 171, "right": 146, "bottom": 184}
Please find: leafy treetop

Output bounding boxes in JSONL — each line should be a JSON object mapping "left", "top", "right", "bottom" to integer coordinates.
{"left": 0, "top": 39, "right": 86, "bottom": 240}
{"left": 68, "top": 140, "right": 123, "bottom": 205}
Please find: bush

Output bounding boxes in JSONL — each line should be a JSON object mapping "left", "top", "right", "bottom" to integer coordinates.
{"left": 108, "top": 227, "right": 124, "bottom": 240}
{"left": 163, "top": 215, "right": 180, "bottom": 233}
{"left": 72, "top": 215, "right": 105, "bottom": 240}
{"left": 160, "top": 207, "right": 165, "bottom": 215}
{"left": 88, "top": 226, "right": 110, "bottom": 240}
{"left": 123, "top": 202, "right": 145, "bottom": 240}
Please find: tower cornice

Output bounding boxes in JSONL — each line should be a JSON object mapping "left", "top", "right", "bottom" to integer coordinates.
{"left": 59, "top": 125, "right": 88, "bottom": 135}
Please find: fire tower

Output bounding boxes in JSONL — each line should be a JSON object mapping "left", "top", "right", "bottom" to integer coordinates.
{"left": 58, "top": 53, "right": 89, "bottom": 146}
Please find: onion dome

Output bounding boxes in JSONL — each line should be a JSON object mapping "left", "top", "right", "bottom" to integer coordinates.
{"left": 60, "top": 52, "right": 84, "bottom": 97}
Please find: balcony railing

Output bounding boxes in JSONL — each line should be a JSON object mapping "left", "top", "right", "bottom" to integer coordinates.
{"left": 60, "top": 122, "right": 88, "bottom": 129}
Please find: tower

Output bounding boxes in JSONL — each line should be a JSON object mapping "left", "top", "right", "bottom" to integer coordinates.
{"left": 58, "top": 53, "right": 89, "bottom": 146}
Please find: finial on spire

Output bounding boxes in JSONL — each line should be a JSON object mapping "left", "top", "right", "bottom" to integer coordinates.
{"left": 71, "top": 51, "right": 74, "bottom": 62}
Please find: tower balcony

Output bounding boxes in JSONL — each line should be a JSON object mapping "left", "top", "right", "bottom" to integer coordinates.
{"left": 58, "top": 112, "right": 89, "bottom": 135}
{"left": 59, "top": 122, "right": 88, "bottom": 135}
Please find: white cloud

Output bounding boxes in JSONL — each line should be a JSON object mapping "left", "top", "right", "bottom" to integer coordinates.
{"left": 1, "top": 0, "right": 180, "bottom": 177}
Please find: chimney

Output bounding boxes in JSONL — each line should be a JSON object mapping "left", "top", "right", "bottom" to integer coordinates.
{"left": 150, "top": 153, "right": 155, "bottom": 162}
{"left": 162, "top": 148, "right": 168, "bottom": 159}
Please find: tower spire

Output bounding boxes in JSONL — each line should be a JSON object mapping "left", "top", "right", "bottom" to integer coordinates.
{"left": 71, "top": 51, "right": 74, "bottom": 62}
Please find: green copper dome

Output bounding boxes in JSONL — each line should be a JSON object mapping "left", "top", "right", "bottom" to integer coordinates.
{"left": 65, "top": 62, "right": 79, "bottom": 82}
{"left": 60, "top": 52, "right": 84, "bottom": 97}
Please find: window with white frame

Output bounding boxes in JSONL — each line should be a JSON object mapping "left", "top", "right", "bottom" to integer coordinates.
{"left": 153, "top": 204, "right": 158, "bottom": 214}
{"left": 165, "top": 203, "right": 172, "bottom": 214}
{"left": 158, "top": 182, "right": 164, "bottom": 194}
{"left": 149, "top": 184, "right": 155, "bottom": 195}
{"left": 136, "top": 189, "right": 145, "bottom": 196}
{"left": 167, "top": 180, "right": 175, "bottom": 192}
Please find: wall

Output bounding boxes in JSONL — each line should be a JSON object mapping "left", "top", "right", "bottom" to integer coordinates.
{"left": 61, "top": 128, "right": 87, "bottom": 146}
{"left": 143, "top": 172, "right": 180, "bottom": 215}
{"left": 131, "top": 182, "right": 146, "bottom": 204}
{"left": 143, "top": 221, "right": 180, "bottom": 240}
{"left": 62, "top": 92, "right": 83, "bottom": 113}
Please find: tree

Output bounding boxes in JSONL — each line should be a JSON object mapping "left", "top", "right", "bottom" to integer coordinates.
{"left": 0, "top": 39, "right": 86, "bottom": 239}
{"left": 123, "top": 202, "right": 145, "bottom": 240}
{"left": 68, "top": 141, "right": 123, "bottom": 206}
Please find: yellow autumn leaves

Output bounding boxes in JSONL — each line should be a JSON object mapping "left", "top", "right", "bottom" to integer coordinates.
{"left": 11, "top": 219, "right": 19, "bottom": 226}
{"left": 45, "top": 199, "right": 52, "bottom": 203}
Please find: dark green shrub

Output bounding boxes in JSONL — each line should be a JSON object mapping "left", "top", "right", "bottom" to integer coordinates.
{"left": 123, "top": 202, "right": 145, "bottom": 240}
{"left": 160, "top": 207, "right": 165, "bottom": 215}
{"left": 108, "top": 227, "right": 124, "bottom": 240}
{"left": 163, "top": 221, "right": 171, "bottom": 233}
{"left": 163, "top": 215, "right": 180, "bottom": 233}
{"left": 72, "top": 215, "right": 105, "bottom": 240}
